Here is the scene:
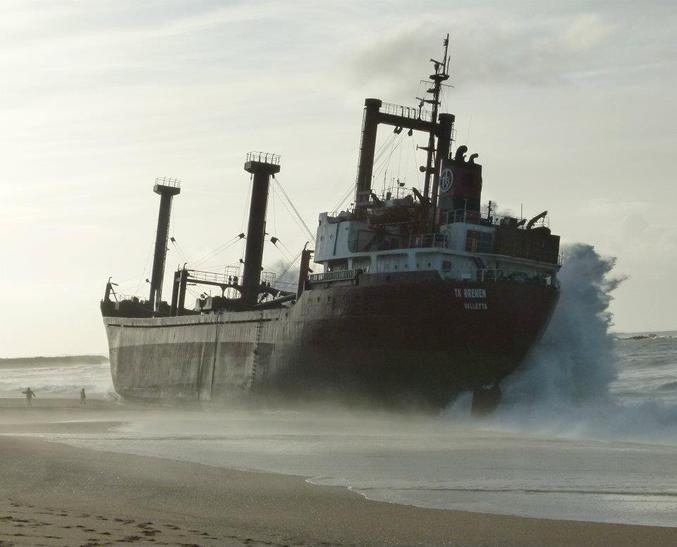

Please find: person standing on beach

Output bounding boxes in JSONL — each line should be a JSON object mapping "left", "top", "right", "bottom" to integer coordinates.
{"left": 22, "top": 387, "right": 36, "bottom": 406}
{"left": 80, "top": 388, "right": 86, "bottom": 406}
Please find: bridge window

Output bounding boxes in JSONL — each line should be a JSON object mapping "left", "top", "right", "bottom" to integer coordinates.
{"left": 328, "top": 260, "right": 348, "bottom": 272}
{"left": 353, "top": 257, "right": 371, "bottom": 272}
{"left": 466, "top": 230, "right": 494, "bottom": 253}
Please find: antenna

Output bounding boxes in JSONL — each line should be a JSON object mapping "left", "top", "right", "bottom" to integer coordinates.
{"left": 422, "top": 33, "right": 451, "bottom": 200}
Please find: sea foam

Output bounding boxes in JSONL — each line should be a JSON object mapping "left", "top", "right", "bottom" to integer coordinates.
{"left": 480, "top": 243, "right": 677, "bottom": 444}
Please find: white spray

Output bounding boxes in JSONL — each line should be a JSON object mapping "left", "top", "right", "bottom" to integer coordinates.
{"left": 477, "top": 243, "right": 677, "bottom": 443}
{"left": 502, "top": 243, "right": 621, "bottom": 407}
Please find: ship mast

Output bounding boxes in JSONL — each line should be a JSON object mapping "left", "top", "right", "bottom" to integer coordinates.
{"left": 422, "top": 34, "right": 450, "bottom": 201}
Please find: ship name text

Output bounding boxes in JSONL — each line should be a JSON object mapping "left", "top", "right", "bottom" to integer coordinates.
{"left": 454, "top": 288, "right": 486, "bottom": 299}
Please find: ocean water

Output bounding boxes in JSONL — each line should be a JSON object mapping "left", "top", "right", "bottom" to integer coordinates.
{"left": 0, "top": 357, "right": 115, "bottom": 400}
{"left": 5, "top": 244, "right": 677, "bottom": 526}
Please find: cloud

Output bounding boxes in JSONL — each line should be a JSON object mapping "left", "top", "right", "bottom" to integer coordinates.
{"left": 559, "top": 13, "right": 615, "bottom": 51}
{"left": 339, "top": 10, "right": 619, "bottom": 99}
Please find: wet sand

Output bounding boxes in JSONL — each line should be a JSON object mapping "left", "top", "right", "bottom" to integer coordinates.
{"left": 1, "top": 399, "right": 677, "bottom": 546}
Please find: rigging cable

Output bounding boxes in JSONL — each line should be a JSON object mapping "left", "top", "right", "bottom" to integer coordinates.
{"left": 274, "top": 246, "right": 305, "bottom": 284}
{"left": 325, "top": 131, "right": 400, "bottom": 215}
{"left": 239, "top": 177, "right": 253, "bottom": 269}
{"left": 270, "top": 183, "right": 312, "bottom": 244}
{"left": 271, "top": 177, "right": 279, "bottom": 235}
{"left": 372, "top": 131, "right": 398, "bottom": 166}
{"left": 272, "top": 177, "right": 315, "bottom": 241}
{"left": 411, "top": 134, "right": 423, "bottom": 186}
{"left": 268, "top": 236, "right": 292, "bottom": 262}
{"left": 333, "top": 192, "right": 352, "bottom": 215}
{"left": 373, "top": 133, "right": 405, "bottom": 182}
{"left": 330, "top": 181, "right": 355, "bottom": 214}
{"left": 191, "top": 234, "right": 243, "bottom": 269}
{"left": 130, "top": 238, "right": 156, "bottom": 295}
{"left": 169, "top": 237, "right": 190, "bottom": 265}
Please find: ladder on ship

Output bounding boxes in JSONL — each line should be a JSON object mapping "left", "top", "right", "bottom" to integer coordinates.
{"left": 248, "top": 313, "right": 265, "bottom": 391}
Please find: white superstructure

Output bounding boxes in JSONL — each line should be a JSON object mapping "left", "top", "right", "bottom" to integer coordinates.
{"left": 314, "top": 212, "right": 558, "bottom": 285}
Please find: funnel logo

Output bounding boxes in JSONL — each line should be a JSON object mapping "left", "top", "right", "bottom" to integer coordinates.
{"left": 440, "top": 167, "right": 454, "bottom": 193}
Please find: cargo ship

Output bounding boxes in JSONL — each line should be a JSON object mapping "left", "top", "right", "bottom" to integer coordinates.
{"left": 101, "top": 37, "right": 560, "bottom": 413}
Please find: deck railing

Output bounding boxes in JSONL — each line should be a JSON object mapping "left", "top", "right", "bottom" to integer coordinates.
{"left": 188, "top": 269, "right": 231, "bottom": 284}
{"left": 476, "top": 269, "right": 504, "bottom": 282}
{"left": 444, "top": 209, "right": 484, "bottom": 225}
{"left": 246, "top": 151, "right": 280, "bottom": 165}
{"left": 407, "top": 233, "right": 448, "bottom": 249}
{"left": 308, "top": 269, "right": 361, "bottom": 283}
{"left": 154, "top": 176, "right": 181, "bottom": 189}
{"left": 475, "top": 268, "right": 557, "bottom": 287}
{"left": 380, "top": 102, "right": 433, "bottom": 122}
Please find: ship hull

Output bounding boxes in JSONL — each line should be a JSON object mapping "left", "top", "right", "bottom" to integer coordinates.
{"left": 103, "top": 274, "right": 558, "bottom": 410}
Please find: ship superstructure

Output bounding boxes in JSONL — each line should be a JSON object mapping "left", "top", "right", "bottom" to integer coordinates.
{"left": 101, "top": 37, "right": 560, "bottom": 413}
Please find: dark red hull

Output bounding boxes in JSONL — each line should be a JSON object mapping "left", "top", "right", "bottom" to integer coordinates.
{"left": 103, "top": 273, "right": 558, "bottom": 410}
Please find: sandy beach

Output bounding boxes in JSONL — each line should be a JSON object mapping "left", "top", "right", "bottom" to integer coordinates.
{"left": 1, "top": 400, "right": 676, "bottom": 546}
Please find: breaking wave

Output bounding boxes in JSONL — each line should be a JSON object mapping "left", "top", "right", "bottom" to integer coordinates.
{"left": 467, "top": 243, "right": 677, "bottom": 444}
{"left": 500, "top": 243, "right": 621, "bottom": 408}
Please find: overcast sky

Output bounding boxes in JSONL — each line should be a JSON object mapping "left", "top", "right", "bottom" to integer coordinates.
{"left": 1, "top": 0, "right": 675, "bottom": 357}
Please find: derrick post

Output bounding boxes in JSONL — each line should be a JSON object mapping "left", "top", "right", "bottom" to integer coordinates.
{"left": 430, "top": 112, "right": 455, "bottom": 229}
{"left": 149, "top": 178, "right": 181, "bottom": 313}
{"left": 177, "top": 267, "right": 188, "bottom": 313}
{"left": 354, "top": 98, "right": 382, "bottom": 218}
{"left": 170, "top": 269, "right": 180, "bottom": 315}
{"left": 297, "top": 248, "right": 313, "bottom": 298}
{"left": 104, "top": 278, "right": 113, "bottom": 303}
{"left": 242, "top": 153, "right": 280, "bottom": 308}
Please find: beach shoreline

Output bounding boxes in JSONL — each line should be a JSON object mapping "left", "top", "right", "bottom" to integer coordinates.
{"left": 2, "top": 400, "right": 677, "bottom": 546}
